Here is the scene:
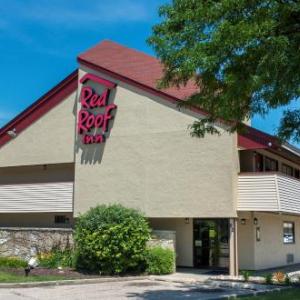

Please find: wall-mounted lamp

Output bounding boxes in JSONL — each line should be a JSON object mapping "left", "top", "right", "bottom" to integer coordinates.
{"left": 184, "top": 218, "right": 190, "bottom": 224}
{"left": 256, "top": 226, "right": 261, "bottom": 241}
{"left": 7, "top": 128, "right": 17, "bottom": 138}
{"left": 253, "top": 217, "right": 258, "bottom": 225}
{"left": 240, "top": 218, "right": 246, "bottom": 225}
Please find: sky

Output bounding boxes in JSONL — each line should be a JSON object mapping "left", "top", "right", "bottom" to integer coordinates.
{"left": 0, "top": 0, "right": 297, "bottom": 146}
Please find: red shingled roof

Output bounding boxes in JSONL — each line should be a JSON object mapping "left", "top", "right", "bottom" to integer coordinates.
{"left": 78, "top": 40, "right": 199, "bottom": 101}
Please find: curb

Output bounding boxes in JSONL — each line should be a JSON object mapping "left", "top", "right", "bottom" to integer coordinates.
{"left": 207, "top": 279, "right": 271, "bottom": 290}
{"left": 0, "top": 275, "right": 150, "bottom": 289}
{"left": 150, "top": 275, "right": 206, "bottom": 284}
{"left": 213, "top": 286, "right": 291, "bottom": 299}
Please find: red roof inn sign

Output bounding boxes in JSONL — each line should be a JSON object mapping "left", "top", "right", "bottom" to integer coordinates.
{"left": 77, "top": 74, "right": 117, "bottom": 144}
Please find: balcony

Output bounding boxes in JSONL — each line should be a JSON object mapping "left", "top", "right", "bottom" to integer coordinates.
{"left": 0, "top": 182, "right": 73, "bottom": 213}
{"left": 238, "top": 172, "right": 300, "bottom": 214}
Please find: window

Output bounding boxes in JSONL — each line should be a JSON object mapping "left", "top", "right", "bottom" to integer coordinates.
{"left": 54, "top": 215, "right": 69, "bottom": 224}
{"left": 254, "top": 153, "right": 264, "bottom": 172}
{"left": 265, "top": 157, "right": 278, "bottom": 172}
{"left": 283, "top": 222, "right": 295, "bottom": 244}
{"left": 295, "top": 169, "right": 300, "bottom": 179}
{"left": 282, "top": 164, "right": 294, "bottom": 177}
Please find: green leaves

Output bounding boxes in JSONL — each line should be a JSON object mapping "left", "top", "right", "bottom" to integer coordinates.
{"left": 145, "top": 247, "right": 175, "bottom": 275}
{"left": 148, "top": 0, "right": 300, "bottom": 141}
{"left": 74, "top": 204, "right": 150, "bottom": 275}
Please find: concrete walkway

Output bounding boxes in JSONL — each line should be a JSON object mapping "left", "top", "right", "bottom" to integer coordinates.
{"left": 151, "top": 268, "right": 214, "bottom": 283}
{"left": 0, "top": 278, "right": 276, "bottom": 300}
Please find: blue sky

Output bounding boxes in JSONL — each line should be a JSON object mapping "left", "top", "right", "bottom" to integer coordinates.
{"left": 0, "top": 0, "right": 297, "bottom": 145}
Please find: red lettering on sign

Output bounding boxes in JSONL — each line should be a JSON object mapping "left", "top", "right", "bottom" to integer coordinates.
{"left": 77, "top": 74, "right": 117, "bottom": 145}
{"left": 80, "top": 87, "right": 110, "bottom": 109}
{"left": 78, "top": 110, "right": 89, "bottom": 134}
{"left": 82, "top": 134, "right": 105, "bottom": 144}
{"left": 80, "top": 87, "right": 93, "bottom": 109}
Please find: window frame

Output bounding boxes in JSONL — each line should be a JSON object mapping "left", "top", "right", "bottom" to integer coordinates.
{"left": 282, "top": 163, "right": 294, "bottom": 177}
{"left": 283, "top": 221, "right": 295, "bottom": 244}
{"left": 54, "top": 215, "right": 69, "bottom": 224}
{"left": 264, "top": 156, "right": 278, "bottom": 172}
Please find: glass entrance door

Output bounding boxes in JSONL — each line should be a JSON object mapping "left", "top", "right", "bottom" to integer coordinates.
{"left": 193, "top": 219, "right": 229, "bottom": 268}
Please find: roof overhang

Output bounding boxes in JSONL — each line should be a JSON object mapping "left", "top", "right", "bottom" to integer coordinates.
{"left": 238, "top": 125, "right": 300, "bottom": 165}
{"left": 0, "top": 70, "right": 78, "bottom": 148}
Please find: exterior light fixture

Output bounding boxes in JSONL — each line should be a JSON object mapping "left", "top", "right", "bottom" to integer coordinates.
{"left": 254, "top": 217, "right": 258, "bottom": 225}
{"left": 240, "top": 219, "right": 246, "bottom": 225}
{"left": 7, "top": 128, "right": 17, "bottom": 138}
{"left": 184, "top": 218, "right": 190, "bottom": 224}
{"left": 256, "top": 227, "right": 261, "bottom": 241}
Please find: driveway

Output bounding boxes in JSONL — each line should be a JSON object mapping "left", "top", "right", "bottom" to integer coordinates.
{"left": 0, "top": 279, "right": 258, "bottom": 300}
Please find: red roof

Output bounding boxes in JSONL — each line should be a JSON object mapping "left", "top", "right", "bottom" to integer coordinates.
{"left": 78, "top": 40, "right": 199, "bottom": 101}
{"left": 238, "top": 125, "right": 280, "bottom": 150}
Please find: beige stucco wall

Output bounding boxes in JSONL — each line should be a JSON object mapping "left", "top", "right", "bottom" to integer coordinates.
{"left": 0, "top": 92, "right": 77, "bottom": 167}
{"left": 149, "top": 218, "right": 193, "bottom": 267}
{"left": 237, "top": 212, "right": 255, "bottom": 270}
{"left": 0, "top": 213, "right": 73, "bottom": 228}
{"left": 74, "top": 67, "right": 239, "bottom": 218}
{"left": 238, "top": 212, "right": 300, "bottom": 270}
{"left": 0, "top": 163, "right": 74, "bottom": 184}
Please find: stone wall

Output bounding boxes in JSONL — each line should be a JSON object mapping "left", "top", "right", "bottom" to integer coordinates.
{"left": 0, "top": 228, "right": 73, "bottom": 260}
{"left": 0, "top": 228, "right": 175, "bottom": 263}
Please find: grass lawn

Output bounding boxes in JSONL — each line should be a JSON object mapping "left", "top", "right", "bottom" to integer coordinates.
{"left": 237, "top": 288, "right": 300, "bottom": 299}
{"left": 0, "top": 271, "right": 70, "bottom": 283}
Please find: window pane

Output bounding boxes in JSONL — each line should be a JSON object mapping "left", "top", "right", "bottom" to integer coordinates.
{"left": 282, "top": 164, "right": 293, "bottom": 176}
{"left": 283, "top": 222, "right": 295, "bottom": 244}
{"left": 265, "top": 157, "right": 278, "bottom": 171}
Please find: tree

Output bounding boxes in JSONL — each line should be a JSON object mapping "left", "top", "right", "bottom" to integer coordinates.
{"left": 148, "top": 0, "right": 300, "bottom": 142}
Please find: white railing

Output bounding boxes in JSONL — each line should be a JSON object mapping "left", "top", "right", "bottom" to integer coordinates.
{"left": 0, "top": 182, "right": 73, "bottom": 213}
{"left": 238, "top": 173, "right": 300, "bottom": 214}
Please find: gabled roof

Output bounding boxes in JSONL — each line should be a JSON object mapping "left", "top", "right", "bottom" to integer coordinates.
{"left": 0, "top": 70, "right": 78, "bottom": 148}
{"left": 78, "top": 40, "right": 199, "bottom": 101}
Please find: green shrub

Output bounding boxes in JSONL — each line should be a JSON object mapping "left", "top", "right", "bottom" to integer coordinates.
{"left": 0, "top": 256, "right": 27, "bottom": 268}
{"left": 265, "top": 273, "right": 273, "bottom": 285}
{"left": 74, "top": 204, "right": 151, "bottom": 274}
{"left": 241, "top": 270, "right": 252, "bottom": 282}
{"left": 38, "top": 249, "right": 74, "bottom": 268}
{"left": 145, "top": 246, "right": 175, "bottom": 275}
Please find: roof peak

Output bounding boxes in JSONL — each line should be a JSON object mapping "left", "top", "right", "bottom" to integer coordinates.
{"left": 78, "top": 39, "right": 158, "bottom": 63}
{"left": 78, "top": 39, "right": 199, "bottom": 101}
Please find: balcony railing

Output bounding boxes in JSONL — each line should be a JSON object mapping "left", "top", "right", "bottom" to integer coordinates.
{"left": 0, "top": 182, "right": 73, "bottom": 213}
{"left": 238, "top": 172, "right": 300, "bottom": 214}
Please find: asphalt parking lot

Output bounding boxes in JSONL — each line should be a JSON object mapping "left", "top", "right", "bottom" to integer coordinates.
{"left": 0, "top": 279, "right": 256, "bottom": 300}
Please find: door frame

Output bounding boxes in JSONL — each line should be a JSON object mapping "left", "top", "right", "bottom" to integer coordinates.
{"left": 193, "top": 218, "right": 229, "bottom": 269}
